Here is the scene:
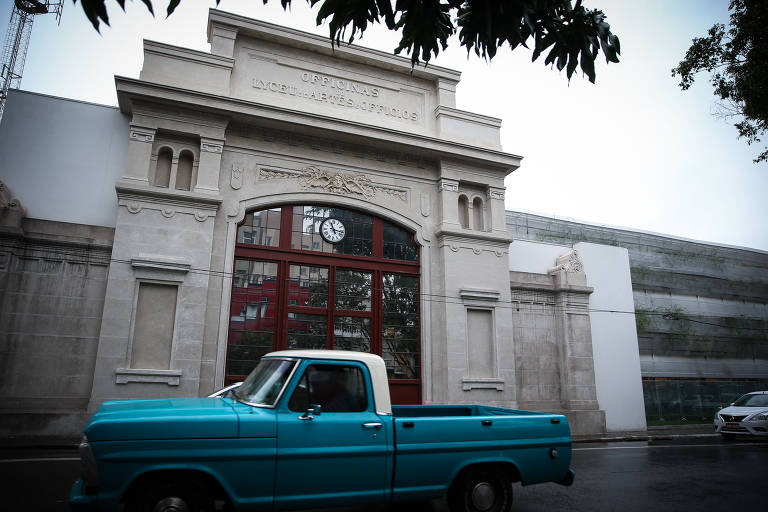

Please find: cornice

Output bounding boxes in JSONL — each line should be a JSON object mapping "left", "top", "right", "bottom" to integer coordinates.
{"left": 435, "top": 226, "right": 513, "bottom": 246}
{"left": 115, "top": 77, "right": 522, "bottom": 173}
{"left": 115, "top": 181, "right": 223, "bottom": 210}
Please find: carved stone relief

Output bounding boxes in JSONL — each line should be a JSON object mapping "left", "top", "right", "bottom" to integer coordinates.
{"left": 548, "top": 250, "right": 585, "bottom": 274}
{"left": 258, "top": 166, "right": 407, "bottom": 201}
{"left": 230, "top": 164, "right": 244, "bottom": 190}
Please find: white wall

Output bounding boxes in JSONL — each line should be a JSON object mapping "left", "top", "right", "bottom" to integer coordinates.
{"left": 0, "top": 90, "right": 129, "bottom": 228}
{"left": 576, "top": 242, "right": 647, "bottom": 431}
{"left": 508, "top": 239, "right": 571, "bottom": 274}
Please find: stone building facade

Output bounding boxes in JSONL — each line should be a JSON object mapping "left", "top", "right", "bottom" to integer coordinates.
{"left": 0, "top": 10, "right": 674, "bottom": 440}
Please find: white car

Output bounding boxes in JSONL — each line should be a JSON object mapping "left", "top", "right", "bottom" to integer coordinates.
{"left": 714, "top": 391, "right": 768, "bottom": 438}
{"left": 207, "top": 382, "right": 241, "bottom": 398}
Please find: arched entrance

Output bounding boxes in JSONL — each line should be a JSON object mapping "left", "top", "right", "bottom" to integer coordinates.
{"left": 227, "top": 205, "right": 421, "bottom": 404}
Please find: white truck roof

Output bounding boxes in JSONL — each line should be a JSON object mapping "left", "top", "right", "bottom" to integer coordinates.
{"left": 264, "top": 350, "right": 393, "bottom": 415}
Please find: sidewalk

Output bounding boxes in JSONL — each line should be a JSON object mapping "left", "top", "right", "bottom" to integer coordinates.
{"left": 573, "top": 424, "right": 717, "bottom": 443}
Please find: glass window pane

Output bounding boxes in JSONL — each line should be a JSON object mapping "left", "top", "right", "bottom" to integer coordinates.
{"left": 333, "top": 316, "right": 371, "bottom": 352}
{"left": 287, "top": 313, "right": 328, "bottom": 349}
{"left": 383, "top": 222, "right": 418, "bottom": 262}
{"left": 335, "top": 270, "right": 372, "bottom": 311}
{"left": 289, "top": 265, "right": 329, "bottom": 308}
{"left": 289, "top": 365, "right": 367, "bottom": 412}
{"left": 229, "top": 258, "right": 280, "bottom": 377}
{"left": 382, "top": 274, "right": 419, "bottom": 379}
{"left": 237, "top": 208, "right": 281, "bottom": 247}
{"left": 290, "top": 205, "right": 373, "bottom": 257}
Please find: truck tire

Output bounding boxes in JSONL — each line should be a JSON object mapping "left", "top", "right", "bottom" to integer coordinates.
{"left": 447, "top": 467, "right": 513, "bottom": 512}
{"left": 126, "top": 477, "right": 214, "bottom": 512}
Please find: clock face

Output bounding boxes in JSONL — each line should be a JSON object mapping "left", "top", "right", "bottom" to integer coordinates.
{"left": 320, "top": 218, "right": 346, "bottom": 244}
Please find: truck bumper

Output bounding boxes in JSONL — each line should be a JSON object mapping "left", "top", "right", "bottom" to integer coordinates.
{"left": 69, "top": 478, "right": 100, "bottom": 511}
{"left": 556, "top": 469, "right": 575, "bottom": 487}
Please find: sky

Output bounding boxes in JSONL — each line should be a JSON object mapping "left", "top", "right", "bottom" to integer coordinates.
{"left": 1, "top": 0, "right": 766, "bottom": 251}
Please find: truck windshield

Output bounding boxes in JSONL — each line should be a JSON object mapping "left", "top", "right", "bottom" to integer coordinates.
{"left": 233, "top": 358, "right": 296, "bottom": 407}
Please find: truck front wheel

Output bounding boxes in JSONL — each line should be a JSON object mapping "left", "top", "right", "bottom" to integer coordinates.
{"left": 126, "top": 476, "right": 214, "bottom": 512}
{"left": 448, "top": 467, "right": 513, "bottom": 512}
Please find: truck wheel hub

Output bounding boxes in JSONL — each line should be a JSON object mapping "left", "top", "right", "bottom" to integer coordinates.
{"left": 471, "top": 482, "right": 495, "bottom": 510}
{"left": 153, "top": 496, "right": 190, "bottom": 512}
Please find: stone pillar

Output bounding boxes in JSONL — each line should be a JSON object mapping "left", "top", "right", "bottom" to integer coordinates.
{"left": 548, "top": 250, "right": 606, "bottom": 435}
{"left": 123, "top": 125, "right": 156, "bottom": 184}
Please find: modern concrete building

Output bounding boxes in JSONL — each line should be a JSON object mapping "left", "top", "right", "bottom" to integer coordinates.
{"left": 1, "top": 10, "right": 761, "bottom": 442}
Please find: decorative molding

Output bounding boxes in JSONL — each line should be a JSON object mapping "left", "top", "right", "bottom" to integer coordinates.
{"left": 375, "top": 184, "right": 408, "bottom": 201}
{"left": 0, "top": 180, "right": 26, "bottom": 216}
{"left": 487, "top": 187, "right": 505, "bottom": 201}
{"left": 129, "top": 127, "right": 155, "bottom": 143}
{"left": 420, "top": 192, "right": 431, "bottom": 217}
{"left": 548, "top": 250, "right": 584, "bottom": 274}
{"left": 459, "top": 288, "right": 501, "bottom": 302}
{"left": 438, "top": 240, "right": 507, "bottom": 258}
{"left": 438, "top": 179, "right": 459, "bottom": 192}
{"left": 194, "top": 211, "right": 211, "bottom": 222}
{"left": 259, "top": 166, "right": 408, "bottom": 202}
{"left": 126, "top": 202, "right": 142, "bottom": 214}
{"left": 227, "top": 204, "right": 241, "bottom": 218}
{"left": 131, "top": 254, "right": 191, "bottom": 274}
{"left": 161, "top": 208, "right": 175, "bottom": 218}
{"left": 299, "top": 166, "right": 375, "bottom": 198}
{"left": 230, "top": 164, "right": 244, "bottom": 190}
{"left": 200, "top": 138, "right": 224, "bottom": 153}
{"left": 462, "top": 377, "right": 504, "bottom": 391}
{"left": 115, "top": 368, "right": 182, "bottom": 386}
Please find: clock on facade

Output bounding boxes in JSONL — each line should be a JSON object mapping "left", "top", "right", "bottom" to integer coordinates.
{"left": 320, "top": 218, "right": 346, "bottom": 244}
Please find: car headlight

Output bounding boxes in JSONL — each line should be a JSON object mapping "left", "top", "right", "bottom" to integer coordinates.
{"left": 78, "top": 436, "right": 99, "bottom": 487}
{"left": 715, "top": 413, "right": 723, "bottom": 422}
{"left": 748, "top": 412, "right": 768, "bottom": 422}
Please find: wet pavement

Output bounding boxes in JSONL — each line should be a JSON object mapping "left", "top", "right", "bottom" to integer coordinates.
{"left": 1, "top": 436, "right": 766, "bottom": 511}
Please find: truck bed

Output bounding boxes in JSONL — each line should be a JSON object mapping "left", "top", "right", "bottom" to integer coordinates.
{"left": 389, "top": 404, "right": 572, "bottom": 502}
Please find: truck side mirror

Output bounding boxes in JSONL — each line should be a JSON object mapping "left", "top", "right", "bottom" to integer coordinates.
{"left": 298, "top": 404, "right": 322, "bottom": 421}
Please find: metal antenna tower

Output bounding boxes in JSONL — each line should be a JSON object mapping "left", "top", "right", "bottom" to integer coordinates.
{"left": 0, "top": 0, "right": 63, "bottom": 122}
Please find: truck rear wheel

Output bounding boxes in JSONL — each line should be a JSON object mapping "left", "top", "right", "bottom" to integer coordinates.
{"left": 448, "top": 467, "right": 513, "bottom": 512}
{"left": 126, "top": 477, "right": 214, "bottom": 512}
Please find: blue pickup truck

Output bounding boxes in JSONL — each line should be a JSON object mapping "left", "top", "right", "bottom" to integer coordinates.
{"left": 71, "top": 350, "right": 574, "bottom": 512}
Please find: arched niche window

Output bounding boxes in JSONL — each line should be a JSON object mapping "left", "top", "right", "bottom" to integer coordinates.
{"left": 472, "top": 197, "right": 484, "bottom": 231}
{"left": 154, "top": 147, "right": 172, "bottom": 188}
{"left": 458, "top": 195, "right": 469, "bottom": 229}
{"left": 176, "top": 150, "right": 194, "bottom": 191}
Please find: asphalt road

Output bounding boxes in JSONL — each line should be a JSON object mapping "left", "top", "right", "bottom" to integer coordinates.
{"left": 1, "top": 437, "right": 766, "bottom": 511}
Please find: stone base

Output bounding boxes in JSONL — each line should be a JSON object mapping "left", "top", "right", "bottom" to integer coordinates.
{"left": 563, "top": 409, "right": 607, "bottom": 436}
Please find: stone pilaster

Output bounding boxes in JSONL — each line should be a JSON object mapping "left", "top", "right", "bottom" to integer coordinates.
{"left": 123, "top": 125, "right": 156, "bottom": 184}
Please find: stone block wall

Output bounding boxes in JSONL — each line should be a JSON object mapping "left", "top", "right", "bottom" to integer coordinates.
{"left": 0, "top": 216, "right": 112, "bottom": 440}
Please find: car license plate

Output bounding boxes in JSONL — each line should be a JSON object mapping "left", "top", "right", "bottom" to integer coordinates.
{"left": 725, "top": 422, "right": 740, "bottom": 429}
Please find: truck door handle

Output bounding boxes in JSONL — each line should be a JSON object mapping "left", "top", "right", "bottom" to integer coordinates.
{"left": 481, "top": 420, "right": 493, "bottom": 426}
{"left": 362, "top": 422, "right": 382, "bottom": 430}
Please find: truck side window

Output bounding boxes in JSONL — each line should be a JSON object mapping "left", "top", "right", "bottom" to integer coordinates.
{"left": 288, "top": 365, "right": 367, "bottom": 413}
